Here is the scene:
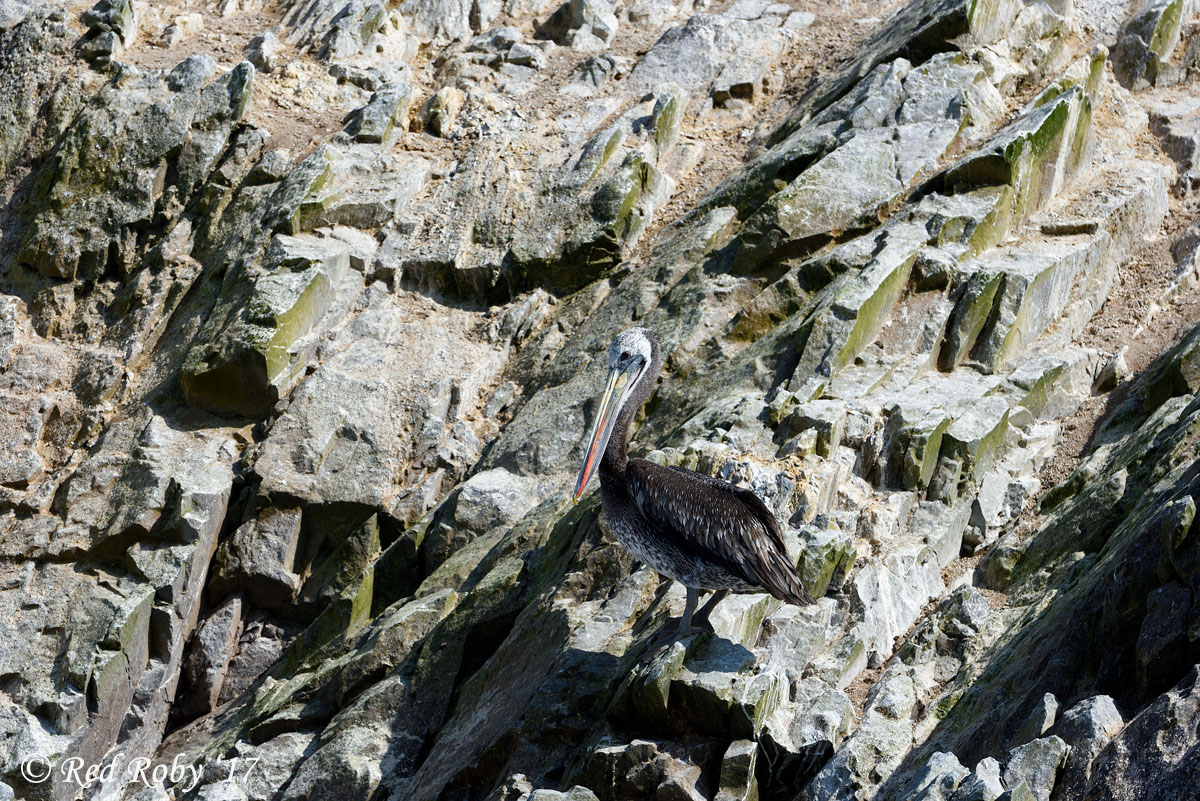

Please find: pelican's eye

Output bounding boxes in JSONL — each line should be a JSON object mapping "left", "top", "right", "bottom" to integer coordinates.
{"left": 620, "top": 350, "right": 631, "bottom": 362}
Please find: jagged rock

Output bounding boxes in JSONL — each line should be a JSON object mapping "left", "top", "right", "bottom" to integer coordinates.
{"left": 293, "top": 146, "right": 430, "bottom": 231}
{"left": 772, "top": 0, "right": 1018, "bottom": 142}
{"left": 0, "top": 10, "right": 80, "bottom": 179}
{"left": 627, "top": 14, "right": 781, "bottom": 100}
{"left": 1134, "top": 577, "right": 1196, "bottom": 691}
{"left": 1017, "top": 693, "right": 1060, "bottom": 743}
{"left": 1094, "top": 347, "right": 1129, "bottom": 391}
{"left": 317, "top": 1, "right": 387, "bottom": 61}
{"left": 801, "top": 666, "right": 916, "bottom": 801}
{"left": 346, "top": 84, "right": 413, "bottom": 143}
{"left": 250, "top": 289, "right": 506, "bottom": 519}
{"left": 1002, "top": 736, "right": 1070, "bottom": 801}
{"left": 0, "top": 0, "right": 42, "bottom": 31}
{"left": 326, "top": 225, "right": 380, "bottom": 271}
{"left": 949, "top": 758, "right": 1004, "bottom": 801}
{"left": 901, "top": 327, "right": 1200, "bottom": 791}
{"left": 210, "top": 506, "right": 303, "bottom": 609}
{"left": 454, "top": 468, "right": 545, "bottom": 533}
{"left": 80, "top": 0, "right": 136, "bottom": 65}
{"left": 422, "top": 85, "right": 463, "bottom": 137}
{"left": 507, "top": 42, "right": 547, "bottom": 69}
{"left": 1067, "top": 666, "right": 1200, "bottom": 800}
{"left": 170, "top": 11, "right": 203, "bottom": 35}
{"left": 996, "top": 784, "right": 1037, "bottom": 801}
{"left": 399, "top": 0, "right": 497, "bottom": 42}
{"left": 788, "top": 222, "right": 927, "bottom": 395}
{"left": 1142, "top": 321, "right": 1200, "bottom": 410}
{"left": 18, "top": 57, "right": 253, "bottom": 280}
{"left": 937, "top": 84, "right": 1094, "bottom": 243}
{"left": 613, "top": 635, "right": 785, "bottom": 739}
{"left": 1150, "top": 97, "right": 1200, "bottom": 192}
{"left": 1112, "top": 0, "right": 1186, "bottom": 88}
{"left": 246, "top": 29, "right": 283, "bottom": 72}
{"left": 158, "top": 24, "right": 183, "bottom": 47}
{"left": 416, "top": 81, "right": 690, "bottom": 298}
{"left": 1, "top": 0, "right": 1198, "bottom": 799}
{"left": 738, "top": 128, "right": 906, "bottom": 265}
{"left": 724, "top": 0, "right": 795, "bottom": 24}
{"left": 180, "top": 596, "right": 243, "bottom": 717}
{"left": 939, "top": 267, "right": 1005, "bottom": 370}
{"left": 0, "top": 392, "right": 49, "bottom": 489}
{"left": 757, "top": 680, "right": 850, "bottom": 793}
{"left": 570, "top": 53, "right": 626, "bottom": 90}
{"left": 889, "top": 751, "right": 969, "bottom": 800}
{"left": 248, "top": 148, "right": 294, "bottom": 183}
{"left": 180, "top": 232, "right": 351, "bottom": 418}
{"left": 941, "top": 397, "right": 1009, "bottom": 490}
{"left": 537, "top": 0, "right": 618, "bottom": 49}
{"left": 0, "top": 412, "right": 235, "bottom": 801}
{"left": 506, "top": 141, "right": 672, "bottom": 293}
{"left": 734, "top": 50, "right": 1000, "bottom": 270}
{"left": 1052, "top": 695, "right": 1124, "bottom": 789}
{"left": 713, "top": 739, "right": 757, "bottom": 801}
{"left": 578, "top": 738, "right": 719, "bottom": 801}
{"left": 794, "top": 526, "right": 855, "bottom": 598}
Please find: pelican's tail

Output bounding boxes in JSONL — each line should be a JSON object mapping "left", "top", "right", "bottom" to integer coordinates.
{"left": 764, "top": 549, "right": 817, "bottom": 606}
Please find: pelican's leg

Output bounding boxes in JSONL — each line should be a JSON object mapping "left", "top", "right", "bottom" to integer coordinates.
{"left": 677, "top": 586, "right": 699, "bottom": 637}
{"left": 648, "top": 586, "right": 701, "bottom": 652}
{"left": 693, "top": 589, "right": 729, "bottom": 631}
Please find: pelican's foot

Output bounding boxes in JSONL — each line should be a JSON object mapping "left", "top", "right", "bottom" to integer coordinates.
{"left": 691, "top": 589, "right": 729, "bottom": 633}
{"left": 645, "top": 621, "right": 685, "bottom": 653}
{"left": 643, "top": 587, "right": 723, "bottom": 654}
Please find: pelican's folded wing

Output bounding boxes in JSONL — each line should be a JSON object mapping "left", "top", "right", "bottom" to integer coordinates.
{"left": 625, "top": 459, "right": 815, "bottom": 605}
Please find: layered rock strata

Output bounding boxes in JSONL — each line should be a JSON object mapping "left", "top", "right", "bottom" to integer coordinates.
{"left": 0, "top": 0, "right": 1198, "bottom": 800}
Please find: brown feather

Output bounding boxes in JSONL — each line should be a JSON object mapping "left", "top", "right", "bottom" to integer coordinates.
{"left": 626, "top": 460, "right": 815, "bottom": 605}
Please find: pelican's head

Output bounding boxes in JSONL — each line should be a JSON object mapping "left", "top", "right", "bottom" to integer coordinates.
{"left": 573, "top": 328, "right": 659, "bottom": 503}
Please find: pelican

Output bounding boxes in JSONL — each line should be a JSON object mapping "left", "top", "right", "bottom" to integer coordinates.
{"left": 573, "top": 327, "right": 815, "bottom": 640}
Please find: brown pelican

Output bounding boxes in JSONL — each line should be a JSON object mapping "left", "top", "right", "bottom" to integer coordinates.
{"left": 573, "top": 327, "right": 815, "bottom": 639}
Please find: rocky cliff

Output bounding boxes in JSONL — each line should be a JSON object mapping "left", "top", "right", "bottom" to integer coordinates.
{"left": 1, "top": 0, "right": 1199, "bottom": 799}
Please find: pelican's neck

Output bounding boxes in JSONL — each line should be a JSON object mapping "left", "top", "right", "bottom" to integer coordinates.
{"left": 600, "top": 394, "right": 635, "bottom": 477}
{"left": 600, "top": 349, "right": 661, "bottom": 480}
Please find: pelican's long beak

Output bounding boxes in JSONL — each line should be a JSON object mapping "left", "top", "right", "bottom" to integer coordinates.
{"left": 573, "top": 363, "right": 633, "bottom": 503}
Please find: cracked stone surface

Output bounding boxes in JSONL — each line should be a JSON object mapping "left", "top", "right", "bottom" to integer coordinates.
{"left": 0, "top": 0, "right": 1199, "bottom": 800}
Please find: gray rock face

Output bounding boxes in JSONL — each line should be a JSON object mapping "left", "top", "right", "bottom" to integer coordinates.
{"left": 250, "top": 289, "right": 510, "bottom": 521}
{"left": 455, "top": 468, "right": 546, "bottom": 533}
{"left": 80, "top": 0, "right": 136, "bottom": 65}
{"left": 1112, "top": 0, "right": 1187, "bottom": 88}
{"left": 246, "top": 30, "right": 283, "bottom": 73}
{"left": 1150, "top": 97, "right": 1200, "bottom": 192}
{"left": 400, "top": 0, "right": 496, "bottom": 42}
{"left": 627, "top": 14, "right": 781, "bottom": 99}
{"left": 18, "top": 56, "right": 253, "bottom": 281}
{"left": 209, "top": 506, "right": 303, "bottom": 609}
{"left": 537, "top": 0, "right": 618, "bottom": 49}
{"left": 1065, "top": 666, "right": 1200, "bottom": 800}
{"left": 1002, "top": 737, "right": 1069, "bottom": 801}
{"left": 0, "top": 0, "right": 1198, "bottom": 800}
{"left": 179, "top": 596, "right": 243, "bottom": 717}
{"left": 180, "top": 229, "right": 353, "bottom": 418}
{"left": 949, "top": 758, "right": 1004, "bottom": 801}
{"left": 890, "top": 751, "right": 969, "bottom": 801}
{"left": 1053, "top": 695, "right": 1124, "bottom": 789}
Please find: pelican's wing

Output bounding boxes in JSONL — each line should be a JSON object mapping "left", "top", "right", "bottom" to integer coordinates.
{"left": 625, "top": 459, "right": 815, "bottom": 605}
